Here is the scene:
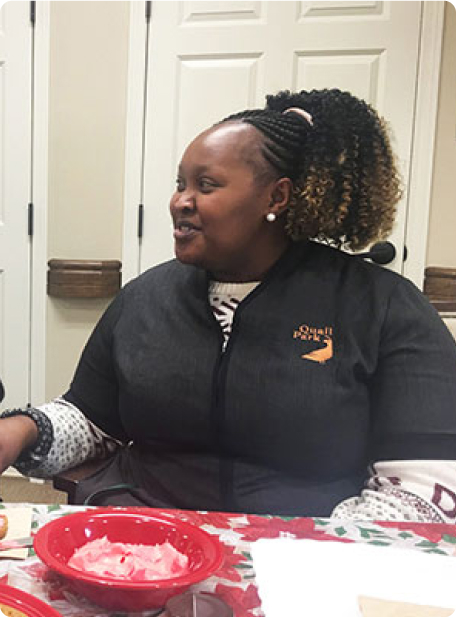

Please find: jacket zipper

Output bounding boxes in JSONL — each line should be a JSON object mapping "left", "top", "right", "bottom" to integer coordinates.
{"left": 206, "top": 244, "right": 299, "bottom": 509}
{"left": 210, "top": 299, "right": 250, "bottom": 511}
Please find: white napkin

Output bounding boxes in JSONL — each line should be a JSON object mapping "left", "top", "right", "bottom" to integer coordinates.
{"left": 251, "top": 537, "right": 456, "bottom": 616}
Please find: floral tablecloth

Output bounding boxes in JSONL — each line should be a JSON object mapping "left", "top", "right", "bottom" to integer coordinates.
{"left": 1, "top": 503, "right": 456, "bottom": 617}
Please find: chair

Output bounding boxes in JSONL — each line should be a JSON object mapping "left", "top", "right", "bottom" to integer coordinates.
{"left": 52, "top": 459, "right": 107, "bottom": 504}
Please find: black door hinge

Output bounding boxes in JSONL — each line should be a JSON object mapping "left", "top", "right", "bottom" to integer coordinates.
{"left": 146, "top": 1, "right": 152, "bottom": 22}
{"left": 30, "top": 1, "right": 36, "bottom": 25}
{"left": 28, "top": 203, "right": 34, "bottom": 237}
{"left": 138, "top": 204, "right": 144, "bottom": 239}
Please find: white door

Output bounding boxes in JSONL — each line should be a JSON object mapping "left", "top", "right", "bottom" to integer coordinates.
{"left": 126, "top": 1, "right": 422, "bottom": 278}
{"left": 0, "top": 1, "right": 32, "bottom": 409}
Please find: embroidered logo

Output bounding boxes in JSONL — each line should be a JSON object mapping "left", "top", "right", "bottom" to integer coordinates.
{"left": 293, "top": 324, "right": 334, "bottom": 364}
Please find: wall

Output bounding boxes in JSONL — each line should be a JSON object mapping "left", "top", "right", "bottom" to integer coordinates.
{"left": 46, "top": 1, "right": 130, "bottom": 399}
{"left": 427, "top": 1, "right": 456, "bottom": 268}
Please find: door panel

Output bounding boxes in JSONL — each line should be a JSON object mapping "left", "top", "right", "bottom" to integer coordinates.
{"left": 0, "top": 1, "right": 32, "bottom": 409}
{"left": 138, "top": 1, "right": 421, "bottom": 275}
{"left": 181, "top": 1, "right": 263, "bottom": 22}
{"left": 293, "top": 52, "right": 383, "bottom": 102}
{"left": 176, "top": 55, "right": 264, "bottom": 155}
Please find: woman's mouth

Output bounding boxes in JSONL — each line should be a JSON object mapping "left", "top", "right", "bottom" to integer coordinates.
{"left": 173, "top": 222, "right": 201, "bottom": 240}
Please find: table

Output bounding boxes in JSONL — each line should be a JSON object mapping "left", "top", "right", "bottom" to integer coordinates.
{"left": 1, "top": 503, "right": 456, "bottom": 617}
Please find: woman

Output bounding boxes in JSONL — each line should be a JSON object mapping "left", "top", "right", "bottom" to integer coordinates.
{"left": 1, "top": 89, "right": 456, "bottom": 520}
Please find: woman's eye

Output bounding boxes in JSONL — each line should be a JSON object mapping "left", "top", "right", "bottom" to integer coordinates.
{"left": 199, "top": 179, "right": 216, "bottom": 192}
{"left": 175, "top": 178, "right": 185, "bottom": 192}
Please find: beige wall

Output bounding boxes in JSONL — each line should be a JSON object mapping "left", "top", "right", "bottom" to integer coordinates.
{"left": 46, "top": 1, "right": 130, "bottom": 399}
{"left": 427, "top": 1, "right": 456, "bottom": 268}
{"left": 45, "top": 1, "right": 455, "bottom": 399}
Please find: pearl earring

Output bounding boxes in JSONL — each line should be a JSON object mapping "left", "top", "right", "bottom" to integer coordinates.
{"left": 266, "top": 212, "right": 276, "bottom": 222}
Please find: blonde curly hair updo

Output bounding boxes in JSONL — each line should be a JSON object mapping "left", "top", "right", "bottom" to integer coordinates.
{"left": 221, "top": 89, "right": 402, "bottom": 251}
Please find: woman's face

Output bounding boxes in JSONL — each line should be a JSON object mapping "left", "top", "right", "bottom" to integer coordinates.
{"left": 170, "top": 122, "right": 289, "bottom": 282}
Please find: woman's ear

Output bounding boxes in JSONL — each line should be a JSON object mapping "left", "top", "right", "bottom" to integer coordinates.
{"left": 268, "top": 177, "right": 292, "bottom": 217}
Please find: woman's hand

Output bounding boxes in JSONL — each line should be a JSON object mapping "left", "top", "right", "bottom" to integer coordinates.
{"left": 0, "top": 416, "right": 38, "bottom": 474}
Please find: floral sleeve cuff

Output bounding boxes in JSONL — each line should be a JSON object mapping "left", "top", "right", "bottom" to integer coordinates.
{"left": 0, "top": 407, "right": 54, "bottom": 473}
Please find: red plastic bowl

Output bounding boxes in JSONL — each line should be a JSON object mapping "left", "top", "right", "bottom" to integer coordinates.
{"left": 33, "top": 508, "right": 224, "bottom": 611}
{"left": 0, "top": 583, "right": 62, "bottom": 617}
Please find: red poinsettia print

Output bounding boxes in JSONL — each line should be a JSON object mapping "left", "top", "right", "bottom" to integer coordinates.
{"left": 238, "top": 514, "right": 351, "bottom": 543}
{"left": 377, "top": 521, "right": 456, "bottom": 544}
{"left": 215, "top": 582, "right": 261, "bottom": 617}
{"left": 216, "top": 545, "right": 251, "bottom": 582}
{"left": 174, "top": 510, "right": 237, "bottom": 530}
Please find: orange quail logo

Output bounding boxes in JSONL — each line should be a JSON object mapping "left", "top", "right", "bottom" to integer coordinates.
{"left": 293, "top": 324, "right": 334, "bottom": 364}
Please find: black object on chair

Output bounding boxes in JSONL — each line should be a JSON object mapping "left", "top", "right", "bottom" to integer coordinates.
{"left": 357, "top": 241, "right": 397, "bottom": 265}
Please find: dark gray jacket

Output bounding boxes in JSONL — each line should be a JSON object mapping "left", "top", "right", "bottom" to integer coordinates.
{"left": 66, "top": 241, "right": 456, "bottom": 515}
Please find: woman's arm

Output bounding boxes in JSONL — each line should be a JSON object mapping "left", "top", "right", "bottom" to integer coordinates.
{"left": 0, "top": 415, "right": 38, "bottom": 474}
{"left": 334, "top": 278, "right": 456, "bottom": 522}
{"left": 0, "top": 288, "right": 129, "bottom": 478}
{"left": 1, "top": 398, "right": 120, "bottom": 478}
{"left": 331, "top": 460, "right": 456, "bottom": 522}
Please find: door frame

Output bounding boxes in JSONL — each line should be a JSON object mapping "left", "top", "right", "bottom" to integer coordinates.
{"left": 30, "top": 0, "right": 49, "bottom": 405}
{"left": 403, "top": 0, "right": 445, "bottom": 286}
{"left": 122, "top": 0, "right": 445, "bottom": 290}
{"left": 122, "top": 1, "right": 148, "bottom": 285}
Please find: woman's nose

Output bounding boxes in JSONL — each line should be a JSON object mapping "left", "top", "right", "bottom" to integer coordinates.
{"left": 173, "top": 191, "right": 195, "bottom": 211}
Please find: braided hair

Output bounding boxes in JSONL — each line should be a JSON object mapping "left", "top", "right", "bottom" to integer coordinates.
{"left": 220, "top": 89, "right": 402, "bottom": 251}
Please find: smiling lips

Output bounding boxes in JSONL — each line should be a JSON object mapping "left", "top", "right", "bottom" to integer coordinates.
{"left": 173, "top": 221, "right": 201, "bottom": 240}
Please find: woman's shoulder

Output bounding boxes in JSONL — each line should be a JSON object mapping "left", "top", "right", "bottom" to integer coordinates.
{"left": 303, "top": 241, "right": 436, "bottom": 321}
{"left": 119, "top": 259, "right": 204, "bottom": 298}
{"left": 132, "top": 258, "right": 184, "bottom": 281}
{"left": 307, "top": 241, "right": 412, "bottom": 291}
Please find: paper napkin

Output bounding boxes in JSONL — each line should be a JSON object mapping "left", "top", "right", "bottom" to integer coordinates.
{"left": 251, "top": 537, "right": 456, "bottom": 616}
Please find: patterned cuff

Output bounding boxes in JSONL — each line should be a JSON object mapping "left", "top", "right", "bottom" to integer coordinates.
{"left": 0, "top": 407, "right": 54, "bottom": 472}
